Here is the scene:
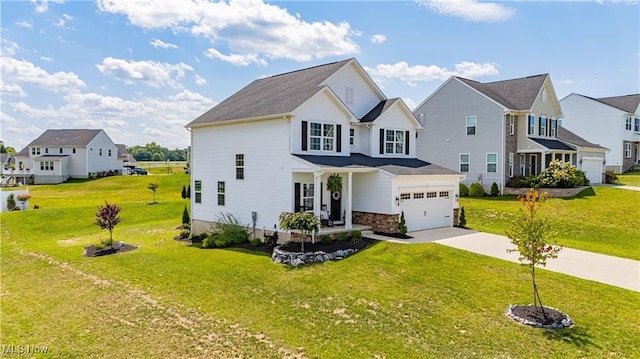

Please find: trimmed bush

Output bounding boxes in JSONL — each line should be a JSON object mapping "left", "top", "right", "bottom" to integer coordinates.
{"left": 336, "top": 232, "right": 348, "bottom": 241}
{"left": 182, "top": 205, "right": 190, "bottom": 225}
{"left": 459, "top": 183, "right": 469, "bottom": 197}
{"left": 458, "top": 207, "right": 467, "bottom": 228}
{"left": 490, "top": 182, "right": 500, "bottom": 196}
{"left": 469, "top": 182, "right": 485, "bottom": 197}
{"left": 6, "top": 194, "right": 16, "bottom": 211}
{"left": 179, "top": 229, "right": 190, "bottom": 238}
{"left": 250, "top": 237, "right": 262, "bottom": 247}
{"left": 605, "top": 170, "right": 619, "bottom": 184}
{"left": 351, "top": 230, "right": 362, "bottom": 242}
{"left": 320, "top": 235, "right": 332, "bottom": 244}
{"left": 398, "top": 211, "right": 408, "bottom": 235}
{"left": 539, "top": 160, "right": 585, "bottom": 188}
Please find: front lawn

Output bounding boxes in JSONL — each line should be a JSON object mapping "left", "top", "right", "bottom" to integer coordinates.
{"left": 618, "top": 169, "right": 640, "bottom": 186}
{"left": 460, "top": 187, "right": 640, "bottom": 260}
{"left": 1, "top": 175, "right": 639, "bottom": 358}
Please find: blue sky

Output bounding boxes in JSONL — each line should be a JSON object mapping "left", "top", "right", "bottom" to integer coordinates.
{"left": 1, "top": 0, "right": 638, "bottom": 150}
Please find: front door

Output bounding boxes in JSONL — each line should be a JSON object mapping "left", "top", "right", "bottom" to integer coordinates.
{"left": 330, "top": 192, "right": 341, "bottom": 221}
{"left": 529, "top": 155, "right": 537, "bottom": 176}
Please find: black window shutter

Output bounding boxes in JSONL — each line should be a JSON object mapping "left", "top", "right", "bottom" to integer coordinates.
{"left": 294, "top": 183, "right": 301, "bottom": 212}
{"left": 301, "top": 121, "right": 308, "bottom": 151}
{"left": 336, "top": 125, "right": 342, "bottom": 153}
{"left": 379, "top": 128, "right": 384, "bottom": 154}
{"left": 320, "top": 182, "right": 323, "bottom": 206}
{"left": 405, "top": 130, "right": 410, "bottom": 155}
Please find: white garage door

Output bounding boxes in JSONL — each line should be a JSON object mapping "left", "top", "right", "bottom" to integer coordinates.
{"left": 399, "top": 189, "right": 454, "bottom": 232}
{"left": 582, "top": 158, "right": 603, "bottom": 184}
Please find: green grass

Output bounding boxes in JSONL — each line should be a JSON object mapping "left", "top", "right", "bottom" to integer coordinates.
{"left": 618, "top": 169, "right": 640, "bottom": 186}
{"left": 2, "top": 175, "right": 639, "bottom": 358}
{"left": 460, "top": 187, "right": 640, "bottom": 260}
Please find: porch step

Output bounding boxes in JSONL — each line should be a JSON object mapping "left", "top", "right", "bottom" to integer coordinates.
{"left": 361, "top": 230, "right": 374, "bottom": 236}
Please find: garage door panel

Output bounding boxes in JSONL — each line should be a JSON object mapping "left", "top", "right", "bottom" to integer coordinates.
{"left": 399, "top": 189, "right": 453, "bottom": 231}
{"left": 582, "top": 159, "right": 603, "bottom": 184}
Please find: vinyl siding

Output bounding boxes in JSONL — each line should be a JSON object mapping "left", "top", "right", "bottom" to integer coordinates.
{"left": 191, "top": 119, "right": 303, "bottom": 231}
{"left": 86, "top": 131, "right": 121, "bottom": 176}
{"left": 352, "top": 171, "right": 393, "bottom": 214}
{"left": 322, "top": 62, "right": 383, "bottom": 118}
{"left": 414, "top": 78, "right": 505, "bottom": 187}
{"left": 369, "top": 104, "right": 417, "bottom": 158}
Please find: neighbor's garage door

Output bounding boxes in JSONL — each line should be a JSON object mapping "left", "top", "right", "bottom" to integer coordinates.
{"left": 581, "top": 158, "right": 603, "bottom": 184}
{"left": 399, "top": 189, "right": 454, "bottom": 231}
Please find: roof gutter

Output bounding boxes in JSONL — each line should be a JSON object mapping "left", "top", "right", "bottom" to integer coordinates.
{"left": 186, "top": 113, "right": 292, "bottom": 129}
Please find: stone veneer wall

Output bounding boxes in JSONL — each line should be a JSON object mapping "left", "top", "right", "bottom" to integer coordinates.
{"left": 453, "top": 208, "right": 459, "bottom": 227}
{"left": 352, "top": 211, "right": 399, "bottom": 233}
{"left": 503, "top": 186, "right": 591, "bottom": 198}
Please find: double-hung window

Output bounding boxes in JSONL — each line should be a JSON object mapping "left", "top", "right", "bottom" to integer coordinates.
{"left": 509, "top": 115, "right": 515, "bottom": 135}
{"left": 528, "top": 115, "right": 536, "bottom": 135}
{"left": 217, "top": 181, "right": 225, "bottom": 206}
{"left": 508, "top": 153, "right": 514, "bottom": 177}
{"left": 31, "top": 147, "right": 41, "bottom": 155}
{"left": 459, "top": 154, "right": 470, "bottom": 173}
{"left": 385, "top": 130, "right": 405, "bottom": 154}
{"left": 302, "top": 183, "right": 314, "bottom": 211}
{"left": 549, "top": 119, "right": 557, "bottom": 137}
{"left": 194, "top": 180, "right": 202, "bottom": 203}
{"left": 625, "top": 117, "right": 633, "bottom": 131}
{"left": 486, "top": 153, "right": 497, "bottom": 173}
{"left": 310, "top": 122, "right": 335, "bottom": 151}
{"left": 40, "top": 161, "right": 54, "bottom": 171}
{"left": 350, "top": 128, "right": 355, "bottom": 145}
{"left": 466, "top": 116, "right": 477, "bottom": 135}
{"left": 235, "top": 154, "right": 244, "bottom": 180}
{"left": 635, "top": 118, "right": 640, "bottom": 132}
{"left": 519, "top": 154, "right": 526, "bottom": 176}
{"left": 539, "top": 116, "right": 547, "bottom": 136}
{"left": 625, "top": 143, "right": 632, "bottom": 158}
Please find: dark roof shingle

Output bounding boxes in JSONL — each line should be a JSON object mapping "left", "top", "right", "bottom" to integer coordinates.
{"left": 529, "top": 138, "right": 575, "bottom": 151}
{"left": 594, "top": 94, "right": 640, "bottom": 113}
{"left": 26, "top": 129, "right": 102, "bottom": 147}
{"left": 456, "top": 74, "right": 548, "bottom": 111}
{"left": 557, "top": 127, "right": 607, "bottom": 150}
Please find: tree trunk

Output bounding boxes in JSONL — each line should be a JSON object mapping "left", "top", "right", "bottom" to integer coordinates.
{"left": 531, "top": 265, "right": 547, "bottom": 319}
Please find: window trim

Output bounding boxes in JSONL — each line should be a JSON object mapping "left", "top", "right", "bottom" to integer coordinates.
{"left": 235, "top": 154, "right": 244, "bottom": 180}
{"left": 519, "top": 154, "right": 526, "bottom": 176}
{"left": 384, "top": 129, "right": 405, "bottom": 155}
{"left": 528, "top": 115, "right": 536, "bottom": 135}
{"left": 625, "top": 117, "right": 633, "bottom": 131}
{"left": 459, "top": 153, "right": 470, "bottom": 173}
{"left": 217, "top": 181, "right": 225, "bottom": 206}
{"left": 508, "top": 152, "right": 514, "bottom": 177}
{"left": 302, "top": 183, "right": 314, "bottom": 212}
{"left": 539, "top": 116, "right": 547, "bottom": 136}
{"left": 549, "top": 119, "right": 557, "bottom": 137}
{"left": 635, "top": 118, "right": 640, "bottom": 132}
{"left": 509, "top": 115, "right": 515, "bottom": 135}
{"left": 349, "top": 128, "right": 355, "bottom": 145}
{"left": 625, "top": 143, "right": 632, "bottom": 158}
{"left": 309, "top": 122, "right": 335, "bottom": 152}
{"left": 194, "top": 180, "right": 202, "bottom": 204}
{"left": 486, "top": 153, "right": 498, "bottom": 173}
{"left": 40, "top": 160, "right": 54, "bottom": 171}
{"left": 466, "top": 116, "right": 477, "bottom": 136}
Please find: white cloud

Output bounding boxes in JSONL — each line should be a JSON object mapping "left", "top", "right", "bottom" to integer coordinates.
{"left": 556, "top": 79, "right": 575, "bottom": 86}
{"left": 150, "top": 38, "right": 179, "bottom": 49}
{"left": 40, "top": 56, "right": 53, "bottom": 61}
{"left": 2, "top": 39, "right": 20, "bottom": 56}
{"left": 1, "top": 56, "right": 86, "bottom": 93}
{"left": 203, "top": 48, "right": 267, "bottom": 66}
{"left": 418, "top": 0, "right": 515, "bottom": 22}
{"left": 96, "top": 57, "right": 194, "bottom": 88}
{"left": 1, "top": 83, "right": 26, "bottom": 97}
{"left": 29, "top": 0, "right": 64, "bottom": 14}
{"left": 96, "top": 0, "right": 359, "bottom": 63}
{"left": 16, "top": 21, "right": 33, "bottom": 29}
{"left": 62, "top": 13, "right": 73, "bottom": 20}
{"left": 365, "top": 60, "right": 498, "bottom": 84}
{"left": 194, "top": 74, "right": 207, "bottom": 85}
{"left": 370, "top": 34, "right": 387, "bottom": 44}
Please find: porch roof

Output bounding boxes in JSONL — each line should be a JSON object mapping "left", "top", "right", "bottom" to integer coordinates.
{"left": 529, "top": 138, "right": 575, "bottom": 151}
{"left": 293, "top": 153, "right": 460, "bottom": 176}
{"left": 34, "top": 155, "right": 70, "bottom": 160}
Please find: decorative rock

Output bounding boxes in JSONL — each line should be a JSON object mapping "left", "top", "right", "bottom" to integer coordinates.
{"left": 315, "top": 255, "right": 324, "bottom": 262}
{"left": 272, "top": 245, "right": 359, "bottom": 266}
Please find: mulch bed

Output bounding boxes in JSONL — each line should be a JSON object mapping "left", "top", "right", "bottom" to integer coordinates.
{"left": 374, "top": 231, "right": 413, "bottom": 239}
{"left": 508, "top": 304, "right": 573, "bottom": 329}
{"left": 84, "top": 243, "right": 138, "bottom": 257}
{"left": 278, "top": 237, "right": 378, "bottom": 253}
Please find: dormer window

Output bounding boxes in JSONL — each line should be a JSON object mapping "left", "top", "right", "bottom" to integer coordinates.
{"left": 549, "top": 119, "right": 557, "bottom": 137}
{"left": 31, "top": 147, "right": 41, "bottom": 155}
{"left": 310, "top": 123, "right": 334, "bottom": 151}
{"left": 539, "top": 116, "right": 547, "bottom": 136}
{"left": 385, "top": 130, "right": 405, "bottom": 154}
{"left": 528, "top": 115, "right": 536, "bottom": 135}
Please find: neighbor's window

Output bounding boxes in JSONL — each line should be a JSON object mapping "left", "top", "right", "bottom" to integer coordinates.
{"left": 309, "top": 122, "right": 335, "bottom": 151}
{"left": 99, "top": 148, "right": 103, "bottom": 156}
{"left": 528, "top": 115, "right": 536, "bottom": 135}
{"left": 108, "top": 149, "right": 112, "bottom": 156}
{"left": 45, "top": 148, "right": 49, "bottom": 154}
{"left": 625, "top": 143, "right": 632, "bottom": 158}
{"left": 549, "top": 119, "right": 557, "bottom": 137}
{"left": 635, "top": 118, "right": 640, "bottom": 132}
{"left": 194, "top": 180, "right": 202, "bottom": 204}
{"left": 625, "top": 117, "right": 632, "bottom": 131}
{"left": 350, "top": 128, "right": 355, "bottom": 145}
{"left": 509, "top": 115, "right": 515, "bottom": 135}
{"left": 539, "top": 116, "right": 547, "bottom": 136}
{"left": 31, "top": 147, "right": 41, "bottom": 155}
{"left": 72, "top": 148, "right": 76, "bottom": 154}
{"left": 59, "top": 148, "right": 63, "bottom": 154}
{"left": 385, "top": 129, "right": 405, "bottom": 154}
{"left": 509, "top": 153, "right": 515, "bottom": 177}
{"left": 217, "top": 181, "right": 225, "bottom": 206}
{"left": 486, "top": 153, "right": 497, "bottom": 173}
{"left": 40, "top": 161, "right": 54, "bottom": 171}
{"left": 520, "top": 154, "right": 526, "bottom": 176}
{"left": 235, "top": 154, "right": 244, "bottom": 180}
{"left": 466, "top": 116, "right": 477, "bottom": 135}
{"left": 459, "top": 153, "right": 470, "bottom": 173}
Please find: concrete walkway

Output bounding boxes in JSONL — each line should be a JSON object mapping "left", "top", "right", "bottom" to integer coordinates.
{"left": 593, "top": 183, "right": 640, "bottom": 192}
{"left": 370, "top": 228, "right": 640, "bottom": 292}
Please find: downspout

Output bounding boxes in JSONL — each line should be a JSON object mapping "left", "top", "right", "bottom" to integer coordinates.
{"left": 501, "top": 111, "right": 506, "bottom": 195}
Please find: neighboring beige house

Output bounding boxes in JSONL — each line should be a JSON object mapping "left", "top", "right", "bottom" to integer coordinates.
{"left": 12, "top": 129, "right": 123, "bottom": 184}
{"left": 413, "top": 74, "right": 608, "bottom": 188}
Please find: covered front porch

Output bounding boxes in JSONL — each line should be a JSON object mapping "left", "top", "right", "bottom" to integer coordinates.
{"left": 519, "top": 138, "right": 576, "bottom": 176}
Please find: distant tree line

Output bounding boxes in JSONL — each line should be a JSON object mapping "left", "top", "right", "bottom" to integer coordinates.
{"left": 127, "top": 142, "right": 188, "bottom": 161}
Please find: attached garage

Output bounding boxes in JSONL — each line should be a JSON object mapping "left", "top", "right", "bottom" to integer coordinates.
{"left": 399, "top": 188, "right": 454, "bottom": 231}
{"left": 581, "top": 157, "right": 604, "bottom": 184}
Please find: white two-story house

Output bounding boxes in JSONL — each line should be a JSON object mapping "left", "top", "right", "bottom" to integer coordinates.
{"left": 13, "top": 129, "right": 122, "bottom": 184}
{"left": 560, "top": 93, "right": 640, "bottom": 173}
{"left": 413, "top": 74, "right": 608, "bottom": 189}
{"left": 186, "top": 58, "right": 464, "bottom": 235}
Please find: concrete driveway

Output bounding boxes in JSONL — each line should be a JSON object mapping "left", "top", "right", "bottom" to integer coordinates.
{"left": 368, "top": 227, "right": 640, "bottom": 292}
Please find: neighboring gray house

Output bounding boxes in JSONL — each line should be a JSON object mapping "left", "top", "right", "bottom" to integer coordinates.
{"left": 413, "top": 74, "right": 609, "bottom": 189}
{"left": 560, "top": 93, "right": 640, "bottom": 173}
{"left": 13, "top": 129, "right": 122, "bottom": 184}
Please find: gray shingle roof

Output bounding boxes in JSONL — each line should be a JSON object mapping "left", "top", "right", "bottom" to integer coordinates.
{"left": 456, "top": 74, "right": 548, "bottom": 111}
{"left": 360, "top": 99, "right": 400, "bottom": 123}
{"left": 26, "top": 129, "right": 102, "bottom": 147}
{"left": 530, "top": 138, "right": 575, "bottom": 151}
{"left": 294, "top": 153, "right": 461, "bottom": 176}
{"left": 557, "top": 127, "right": 607, "bottom": 150}
{"left": 187, "top": 59, "right": 353, "bottom": 127}
{"left": 594, "top": 94, "right": 640, "bottom": 113}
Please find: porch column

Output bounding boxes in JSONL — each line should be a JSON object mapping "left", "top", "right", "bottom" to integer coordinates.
{"left": 313, "top": 171, "right": 323, "bottom": 217}
{"left": 346, "top": 171, "right": 353, "bottom": 230}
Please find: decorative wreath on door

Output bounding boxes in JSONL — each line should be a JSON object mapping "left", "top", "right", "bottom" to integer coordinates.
{"left": 332, "top": 191, "right": 341, "bottom": 200}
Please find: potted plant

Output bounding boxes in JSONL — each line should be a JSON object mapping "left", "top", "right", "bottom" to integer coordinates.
{"left": 327, "top": 173, "right": 342, "bottom": 199}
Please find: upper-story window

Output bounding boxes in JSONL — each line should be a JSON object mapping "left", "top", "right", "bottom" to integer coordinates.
{"left": 59, "top": 148, "right": 63, "bottom": 154}
{"left": 549, "top": 119, "right": 557, "bottom": 137}
{"left": 350, "top": 128, "right": 355, "bottom": 145}
{"left": 31, "top": 147, "right": 41, "bottom": 155}
{"left": 345, "top": 87, "right": 354, "bottom": 105}
{"left": 385, "top": 130, "right": 405, "bottom": 154}
{"left": 459, "top": 153, "right": 469, "bottom": 173}
{"left": 72, "top": 148, "right": 76, "bottom": 154}
{"left": 625, "top": 117, "right": 633, "bottom": 131}
{"left": 194, "top": 180, "right": 202, "bottom": 204}
{"left": 310, "top": 122, "right": 334, "bottom": 151}
{"left": 635, "top": 118, "right": 640, "bottom": 132}
{"left": 509, "top": 115, "right": 515, "bottom": 135}
{"left": 235, "top": 154, "right": 244, "bottom": 180}
{"left": 539, "top": 116, "right": 547, "bottom": 136}
{"left": 108, "top": 149, "right": 112, "bottom": 156}
{"left": 466, "top": 116, "right": 477, "bottom": 135}
{"left": 45, "top": 148, "right": 49, "bottom": 154}
{"left": 99, "top": 148, "right": 103, "bottom": 156}
{"left": 528, "top": 115, "right": 536, "bottom": 135}
{"left": 217, "top": 181, "right": 225, "bottom": 206}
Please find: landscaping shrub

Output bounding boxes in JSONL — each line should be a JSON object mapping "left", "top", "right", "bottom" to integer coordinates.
{"left": 211, "top": 212, "right": 249, "bottom": 245}
{"left": 469, "top": 182, "right": 485, "bottom": 197}
{"left": 490, "top": 182, "right": 500, "bottom": 196}
{"left": 263, "top": 231, "right": 278, "bottom": 248}
{"left": 6, "top": 194, "right": 16, "bottom": 211}
{"left": 336, "top": 232, "right": 348, "bottom": 241}
{"left": 459, "top": 183, "right": 469, "bottom": 196}
{"left": 539, "top": 160, "right": 585, "bottom": 188}
{"left": 320, "top": 235, "right": 332, "bottom": 244}
{"left": 182, "top": 205, "right": 190, "bottom": 225}
{"left": 605, "top": 170, "right": 619, "bottom": 184}
{"left": 398, "top": 211, "right": 408, "bottom": 235}
{"left": 182, "top": 223, "right": 191, "bottom": 230}
{"left": 250, "top": 237, "right": 262, "bottom": 247}
{"left": 351, "top": 230, "right": 362, "bottom": 242}
{"left": 458, "top": 207, "right": 467, "bottom": 228}
{"left": 179, "top": 229, "right": 190, "bottom": 238}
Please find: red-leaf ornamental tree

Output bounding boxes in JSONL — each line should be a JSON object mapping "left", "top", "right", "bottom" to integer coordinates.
{"left": 95, "top": 201, "right": 122, "bottom": 246}
{"left": 506, "top": 188, "right": 562, "bottom": 319}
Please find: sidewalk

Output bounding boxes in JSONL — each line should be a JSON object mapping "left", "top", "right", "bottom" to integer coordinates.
{"left": 593, "top": 183, "right": 640, "bottom": 192}
{"left": 372, "top": 227, "right": 640, "bottom": 292}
